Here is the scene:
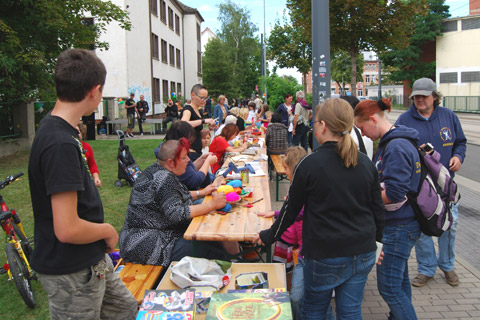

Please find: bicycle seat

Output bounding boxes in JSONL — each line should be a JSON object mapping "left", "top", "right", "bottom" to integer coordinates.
{"left": 0, "top": 210, "right": 12, "bottom": 221}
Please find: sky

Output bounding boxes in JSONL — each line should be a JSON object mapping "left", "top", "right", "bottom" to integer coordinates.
{"left": 181, "top": 0, "right": 471, "bottom": 82}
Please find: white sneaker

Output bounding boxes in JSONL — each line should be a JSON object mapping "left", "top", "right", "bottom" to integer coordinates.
{"left": 130, "top": 134, "right": 134, "bottom": 138}
{"left": 140, "top": 133, "right": 144, "bottom": 136}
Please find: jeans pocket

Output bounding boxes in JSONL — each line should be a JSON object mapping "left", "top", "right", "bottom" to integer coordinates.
{"left": 312, "top": 259, "right": 346, "bottom": 286}
{"left": 359, "top": 252, "right": 376, "bottom": 275}
{"left": 409, "top": 229, "right": 421, "bottom": 242}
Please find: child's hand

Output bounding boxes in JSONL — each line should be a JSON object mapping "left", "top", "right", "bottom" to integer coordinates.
{"left": 257, "top": 211, "right": 275, "bottom": 218}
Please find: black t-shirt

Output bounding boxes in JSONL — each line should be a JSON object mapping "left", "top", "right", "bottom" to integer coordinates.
{"left": 126, "top": 98, "right": 136, "bottom": 115}
{"left": 236, "top": 117, "right": 245, "bottom": 131}
{"left": 183, "top": 105, "right": 203, "bottom": 154}
{"left": 28, "top": 115, "right": 105, "bottom": 275}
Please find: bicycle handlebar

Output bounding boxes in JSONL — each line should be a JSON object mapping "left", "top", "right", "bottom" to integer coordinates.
{"left": 0, "top": 172, "right": 24, "bottom": 190}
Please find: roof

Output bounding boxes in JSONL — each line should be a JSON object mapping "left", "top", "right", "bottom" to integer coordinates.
{"left": 173, "top": 0, "right": 204, "bottom": 22}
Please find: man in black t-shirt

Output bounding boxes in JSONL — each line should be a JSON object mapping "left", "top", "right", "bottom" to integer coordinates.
{"left": 28, "top": 49, "right": 137, "bottom": 319}
{"left": 162, "top": 99, "right": 178, "bottom": 133}
{"left": 136, "top": 94, "right": 149, "bottom": 136}
{"left": 125, "top": 93, "right": 137, "bottom": 137}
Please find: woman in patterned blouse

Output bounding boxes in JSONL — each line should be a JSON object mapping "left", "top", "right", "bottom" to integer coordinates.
{"left": 119, "top": 138, "right": 227, "bottom": 267}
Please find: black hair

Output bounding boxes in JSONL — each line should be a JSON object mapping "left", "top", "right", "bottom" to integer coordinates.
{"left": 271, "top": 112, "right": 282, "bottom": 123}
{"left": 340, "top": 95, "right": 360, "bottom": 110}
{"left": 165, "top": 121, "right": 196, "bottom": 145}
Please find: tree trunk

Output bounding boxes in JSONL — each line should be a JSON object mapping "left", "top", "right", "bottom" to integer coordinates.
{"left": 350, "top": 50, "right": 357, "bottom": 97}
{"left": 302, "top": 73, "right": 308, "bottom": 92}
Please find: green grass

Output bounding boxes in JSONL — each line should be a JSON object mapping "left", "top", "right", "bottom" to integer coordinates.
{"left": 0, "top": 137, "right": 162, "bottom": 319}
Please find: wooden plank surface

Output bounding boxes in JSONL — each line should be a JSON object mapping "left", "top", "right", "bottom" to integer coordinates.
{"left": 270, "top": 154, "right": 286, "bottom": 175}
{"left": 184, "top": 144, "right": 273, "bottom": 242}
{"left": 118, "top": 263, "right": 164, "bottom": 304}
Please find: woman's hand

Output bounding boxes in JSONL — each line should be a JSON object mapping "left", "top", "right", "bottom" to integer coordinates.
{"left": 201, "top": 184, "right": 217, "bottom": 196}
{"left": 206, "top": 154, "right": 218, "bottom": 166}
{"left": 211, "top": 192, "right": 226, "bottom": 210}
{"left": 257, "top": 211, "right": 275, "bottom": 218}
{"left": 252, "top": 233, "right": 264, "bottom": 246}
{"left": 377, "top": 250, "right": 384, "bottom": 265}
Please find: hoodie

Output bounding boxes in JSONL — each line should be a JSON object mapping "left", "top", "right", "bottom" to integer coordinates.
{"left": 395, "top": 104, "right": 467, "bottom": 175}
{"left": 374, "top": 125, "right": 421, "bottom": 226}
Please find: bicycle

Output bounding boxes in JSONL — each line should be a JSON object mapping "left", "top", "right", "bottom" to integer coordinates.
{"left": 0, "top": 172, "right": 36, "bottom": 308}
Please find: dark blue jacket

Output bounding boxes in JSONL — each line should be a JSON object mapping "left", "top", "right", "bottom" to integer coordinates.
{"left": 275, "top": 103, "right": 289, "bottom": 127}
{"left": 395, "top": 104, "right": 467, "bottom": 175}
{"left": 374, "top": 125, "right": 421, "bottom": 226}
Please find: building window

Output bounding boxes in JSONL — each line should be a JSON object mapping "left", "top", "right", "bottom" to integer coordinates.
{"left": 162, "top": 80, "right": 169, "bottom": 101}
{"left": 161, "top": 39, "right": 167, "bottom": 63}
{"left": 197, "top": 50, "right": 202, "bottom": 74}
{"left": 175, "top": 14, "right": 180, "bottom": 35}
{"left": 160, "top": 0, "right": 166, "bottom": 23}
{"left": 461, "top": 71, "right": 480, "bottom": 83}
{"left": 151, "top": 33, "right": 159, "bottom": 59}
{"left": 443, "top": 20, "right": 457, "bottom": 32}
{"left": 197, "top": 24, "right": 200, "bottom": 42}
{"left": 153, "top": 78, "right": 160, "bottom": 102}
{"left": 169, "top": 45, "right": 175, "bottom": 66}
{"left": 365, "top": 75, "right": 370, "bottom": 83}
{"left": 440, "top": 72, "right": 457, "bottom": 84}
{"left": 168, "top": 7, "right": 174, "bottom": 30}
{"left": 150, "top": 0, "right": 157, "bottom": 16}
{"left": 358, "top": 89, "right": 363, "bottom": 96}
{"left": 171, "top": 81, "right": 176, "bottom": 95}
{"left": 177, "top": 83, "right": 182, "bottom": 97}
{"left": 462, "top": 17, "right": 480, "bottom": 31}
{"left": 176, "top": 49, "right": 181, "bottom": 69}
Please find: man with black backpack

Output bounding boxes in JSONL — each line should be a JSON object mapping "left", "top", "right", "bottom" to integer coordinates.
{"left": 396, "top": 78, "right": 467, "bottom": 287}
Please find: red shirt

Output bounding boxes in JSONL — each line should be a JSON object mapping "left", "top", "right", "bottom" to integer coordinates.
{"left": 208, "top": 136, "right": 230, "bottom": 173}
{"left": 81, "top": 141, "right": 99, "bottom": 175}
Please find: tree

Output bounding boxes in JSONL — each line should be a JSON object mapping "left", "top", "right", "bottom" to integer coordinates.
{"left": 268, "top": 0, "right": 422, "bottom": 96}
{"left": 211, "top": 0, "right": 261, "bottom": 98}
{"left": 0, "top": 0, "right": 131, "bottom": 102}
{"left": 265, "top": 73, "right": 302, "bottom": 110}
{"left": 202, "top": 39, "right": 233, "bottom": 98}
{"left": 266, "top": 15, "right": 311, "bottom": 88}
{"left": 380, "top": 0, "right": 450, "bottom": 86}
{"left": 331, "top": 51, "right": 365, "bottom": 95}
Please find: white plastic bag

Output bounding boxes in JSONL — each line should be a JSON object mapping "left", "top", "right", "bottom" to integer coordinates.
{"left": 170, "top": 257, "right": 232, "bottom": 290}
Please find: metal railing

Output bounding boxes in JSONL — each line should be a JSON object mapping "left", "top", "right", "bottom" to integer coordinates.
{"left": 443, "top": 96, "right": 480, "bottom": 113}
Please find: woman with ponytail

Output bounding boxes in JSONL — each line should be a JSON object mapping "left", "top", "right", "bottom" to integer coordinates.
{"left": 354, "top": 98, "right": 421, "bottom": 320}
{"left": 255, "top": 98, "right": 385, "bottom": 319}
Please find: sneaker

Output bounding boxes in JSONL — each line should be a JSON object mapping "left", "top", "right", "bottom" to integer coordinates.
{"left": 140, "top": 133, "right": 144, "bottom": 136}
{"left": 412, "top": 274, "right": 433, "bottom": 287}
{"left": 443, "top": 270, "right": 459, "bottom": 286}
{"left": 129, "top": 133, "right": 134, "bottom": 138}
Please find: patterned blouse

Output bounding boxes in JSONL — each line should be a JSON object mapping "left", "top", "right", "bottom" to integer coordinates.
{"left": 119, "top": 163, "right": 193, "bottom": 266}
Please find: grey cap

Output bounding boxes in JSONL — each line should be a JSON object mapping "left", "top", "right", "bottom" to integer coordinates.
{"left": 225, "top": 115, "right": 237, "bottom": 124}
{"left": 409, "top": 78, "right": 436, "bottom": 99}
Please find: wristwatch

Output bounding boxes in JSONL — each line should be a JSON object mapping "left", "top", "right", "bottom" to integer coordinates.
{"left": 201, "top": 119, "right": 205, "bottom": 124}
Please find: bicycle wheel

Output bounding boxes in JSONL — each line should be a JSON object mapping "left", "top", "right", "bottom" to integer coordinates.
{"left": 12, "top": 223, "right": 33, "bottom": 260}
{"left": 5, "top": 242, "right": 36, "bottom": 308}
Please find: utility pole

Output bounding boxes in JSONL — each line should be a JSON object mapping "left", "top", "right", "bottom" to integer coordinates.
{"left": 377, "top": 56, "right": 382, "bottom": 99}
{"left": 263, "top": 0, "right": 267, "bottom": 103}
{"left": 312, "top": 0, "right": 330, "bottom": 149}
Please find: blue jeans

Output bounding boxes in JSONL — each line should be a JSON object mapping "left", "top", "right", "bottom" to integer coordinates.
{"left": 292, "top": 124, "right": 309, "bottom": 152}
{"left": 288, "top": 131, "right": 293, "bottom": 146}
{"left": 291, "top": 257, "right": 333, "bottom": 320}
{"left": 415, "top": 202, "right": 458, "bottom": 276}
{"left": 377, "top": 220, "right": 421, "bottom": 320}
{"left": 302, "top": 251, "right": 375, "bottom": 320}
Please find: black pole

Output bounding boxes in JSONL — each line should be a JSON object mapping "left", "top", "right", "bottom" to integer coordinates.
{"left": 312, "top": 0, "right": 330, "bottom": 150}
{"left": 378, "top": 58, "right": 382, "bottom": 99}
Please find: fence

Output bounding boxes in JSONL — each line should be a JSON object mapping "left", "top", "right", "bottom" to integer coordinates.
{"left": 0, "top": 102, "right": 21, "bottom": 139}
{"left": 443, "top": 96, "right": 480, "bottom": 113}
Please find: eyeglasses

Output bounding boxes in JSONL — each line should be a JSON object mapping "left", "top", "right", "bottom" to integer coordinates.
{"left": 194, "top": 93, "right": 209, "bottom": 101}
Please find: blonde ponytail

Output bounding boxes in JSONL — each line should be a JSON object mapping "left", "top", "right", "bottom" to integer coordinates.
{"left": 315, "top": 98, "right": 358, "bottom": 168}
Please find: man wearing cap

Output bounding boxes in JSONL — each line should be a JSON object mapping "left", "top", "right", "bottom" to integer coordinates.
{"left": 395, "top": 77, "right": 467, "bottom": 287}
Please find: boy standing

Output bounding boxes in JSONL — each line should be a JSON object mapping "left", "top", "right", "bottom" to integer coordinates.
{"left": 28, "top": 49, "right": 137, "bottom": 319}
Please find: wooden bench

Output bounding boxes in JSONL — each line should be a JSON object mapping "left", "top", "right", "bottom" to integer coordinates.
{"left": 269, "top": 154, "right": 288, "bottom": 201}
{"left": 115, "top": 260, "right": 164, "bottom": 304}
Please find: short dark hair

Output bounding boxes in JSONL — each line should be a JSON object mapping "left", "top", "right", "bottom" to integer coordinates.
{"left": 340, "top": 95, "right": 360, "bottom": 110}
{"left": 284, "top": 93, "right": 293, "bottom": 100}
{"left": 165, "top": 121, "right": 196, "bottom": 145}
{"left": 191, "top": 83, "right": 206, "bottom": 94}
{"left": 55, "top": 49, "right": 106, "bottom": 102}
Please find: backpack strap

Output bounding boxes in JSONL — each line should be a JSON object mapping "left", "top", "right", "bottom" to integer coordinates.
{"left": 353, "top": 126, "right": 367, "bottom": 156}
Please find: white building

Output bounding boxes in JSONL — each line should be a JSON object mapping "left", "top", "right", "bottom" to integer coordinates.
{"left": 95, "top": 0, "right": 204, "bottom": 118}
{"left": 201, "top": 27, "right": 218, "bottom": 54}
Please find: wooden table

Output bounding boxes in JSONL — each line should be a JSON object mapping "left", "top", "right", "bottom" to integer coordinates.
{"left": 157, "top": 262, "right": 287, "bottom": 320}
{"left": 184, "top": 145, "right": 273, "bottom": 262}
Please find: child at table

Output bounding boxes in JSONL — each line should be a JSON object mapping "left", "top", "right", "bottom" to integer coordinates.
{"left": 208, "top": 123, "right": 248, "bottom": 174}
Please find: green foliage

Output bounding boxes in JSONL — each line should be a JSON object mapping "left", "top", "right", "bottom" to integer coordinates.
{"left": 263, "top": 74, "right": 302, "bottom": 111}
{"left": 269, "top": 0, "right": 421, "bottom": 95}
{"left": 331, "top": 51, "right": 365, "bottom": 94}
{"left": 380, "top": 0, "right": 450, "bottom": 85}
{"left": 202, "top": 0, "right": 261, "bottom": 100}
{"left": 0, "top": 138, "right": 157, "bottom": 319}
{"left": 0, "top": 0, "right": 131, "bottom": 103}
